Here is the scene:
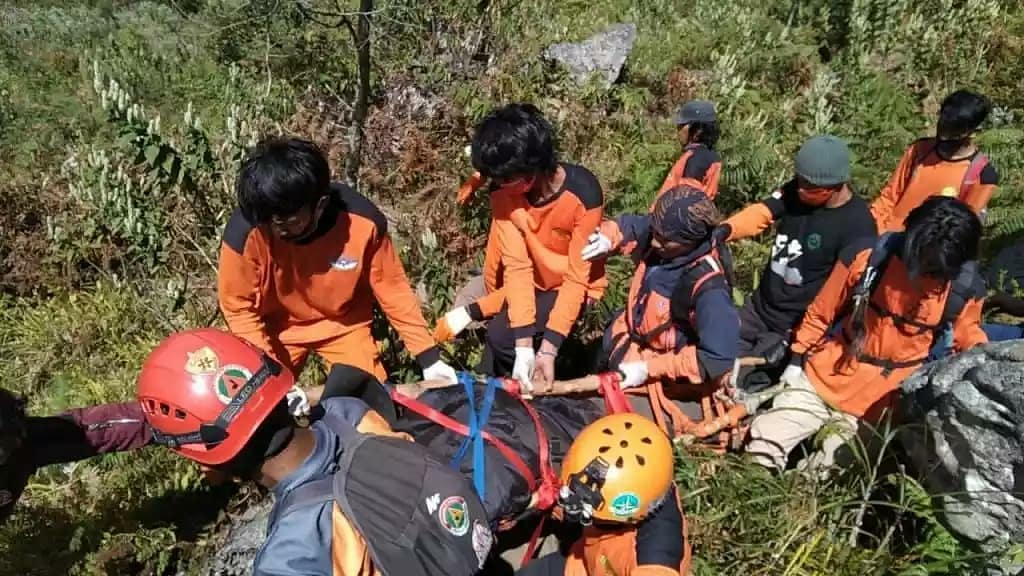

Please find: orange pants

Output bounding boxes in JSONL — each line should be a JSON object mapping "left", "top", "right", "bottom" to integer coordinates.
{"left": 269, "top": 324, "right": 387, "bottom": 380}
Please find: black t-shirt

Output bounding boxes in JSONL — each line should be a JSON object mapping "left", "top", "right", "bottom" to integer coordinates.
{"left": 751, "top": 180, "right": 877, "bottom": 335}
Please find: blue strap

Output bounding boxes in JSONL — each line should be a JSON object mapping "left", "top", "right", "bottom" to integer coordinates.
{"left": 450, "top": 372, "right": 477, "bottom": 467}
{"left": 471, "top": 377, "right": 498, "bottom": 499}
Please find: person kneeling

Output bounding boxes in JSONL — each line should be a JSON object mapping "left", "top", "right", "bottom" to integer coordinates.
{"left": 746, "top": 197, "right": 988, "bottom": 471}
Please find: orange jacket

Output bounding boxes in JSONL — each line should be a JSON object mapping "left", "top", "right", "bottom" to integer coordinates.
{"left": 218, "top": 185, "right": 441, "bottom": 369}
{"left": 490, "top": 164, "right": 608, "bottom": 346}
{"left": 871, "top": 138, "right": 999, "bottom": 232}
{"left": 659, "top": 144, "right": 721, "bottom": 201}
{"left": 791, "top": 246, "right": 987, "bottom": 417}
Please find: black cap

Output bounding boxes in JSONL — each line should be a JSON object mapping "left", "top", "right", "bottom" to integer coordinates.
{"left": 675, "top": 100, "right": 717, "bottom": 125}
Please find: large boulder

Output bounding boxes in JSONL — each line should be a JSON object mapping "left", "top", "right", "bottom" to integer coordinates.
{"left": 900, "top": 341, "right": 1024, "bottom": 558}
{"left": 544, "top": 23, "right": 637, "bottom": 89}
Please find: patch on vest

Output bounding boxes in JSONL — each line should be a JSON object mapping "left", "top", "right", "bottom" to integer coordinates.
{"left": 471, "top": 520, "right": 493, "bottom": 567}
{"left": 609, "top": 492, "right": 640, "bottom": 518}
{"left": 215, "top": 365, "right": 252, "bottom": 404}
{"left": 438, "top": 495, "right": 469, "bottom": 536}
{"left": 940, "top": 186, "right": 958, "bottom": 197}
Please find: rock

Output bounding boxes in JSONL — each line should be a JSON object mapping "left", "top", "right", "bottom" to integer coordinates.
{"left": 544, "top": 23, "right": 637, "bottom": 89}
{"left": 900, "top": 341, "right": 1024, "bottom": 561}
{"left": 987, "top": 241, "right": 1024, "bottom": 292}
{"left": 204, "top": 497, "right": 273, "bottom": 576}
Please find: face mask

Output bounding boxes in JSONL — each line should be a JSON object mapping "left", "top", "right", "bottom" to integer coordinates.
{"left": 797, "top": 186, "right": 834, "bottom": 206}
{"left": 495, "top": 176, "right": 536, "bottom": 197}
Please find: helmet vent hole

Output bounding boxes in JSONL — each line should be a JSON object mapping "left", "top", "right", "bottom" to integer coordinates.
{"left": 636, "top": 455, "right": 646, "bottom": 466}
{"left": 615, "top": 456, "right": 624, "bottom": 469}
{"left": 159, "top": 403, "right": 171, "bottom": 416}
{"left": 624, "top": 421, "right": 633, "bottom": 430}
{"left": 599, "top": 446, "right": 610, "bottom": 454}
{"left": 145, "top": 399, "right": 156, "bottom": 412}
{"left": 602, "top": 428, "right": 613, "bottom": 436}
{"left": 641, "top": 437, "right": 652, "bottom": 445}
{"left": 174, "top": 409, "right": 187, "bottom": 420}
{"left": 619, "top": 440, "right": 628, "bottom": 448}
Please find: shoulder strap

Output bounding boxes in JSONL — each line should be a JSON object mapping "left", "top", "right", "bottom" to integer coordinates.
{"left": 269, "top": 476, "right": 336, "bottom": 528}
{"left": 941, "top": 260, "right": 979, "bottom": 325}
{"left": 959, "top": 153, "right": 989, "bottom": 200}
{"left": 855, "top": 233, "right": 902, "bottom": 299}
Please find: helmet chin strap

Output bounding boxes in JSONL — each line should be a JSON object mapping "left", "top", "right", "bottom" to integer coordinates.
{"left": 558, "top": 457, "right": 609, "bottom": 526}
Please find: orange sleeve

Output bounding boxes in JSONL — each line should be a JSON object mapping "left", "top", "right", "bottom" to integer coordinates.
{"left": 368, "top": 232, "right": 440, "bottom": 367}
{"left": 645, "top": 345, "right": 700, "bottom": 382}
{"left": 791, "top": 249, "right": 870, "bottom": 356}
{"left": 724, "top": 203, "right": 774, "bottom": 241}
{"left": 218, "top": 237, "right": 275, "bottom": 354}
{"left": 964, "top": 183, "right": 997, "bottom": 216}
{"left": 658, "top": 155, "right": 688, "bottom": 196}
{"left": 871, "top": 143, "right": 918, "bottom": 230}
{"left": 952, "top": 297, "right": 988, "bottom": 352}
{"left": 544, "top": 203, "right": 603, "bottom": 346}
{"left": 703, "top": 161, "right": 721, "bottom": 200}
{"left": 491, "top": 196, "right": 537, "bottom": 336}
{"left": 482, "top": 222, "right": 502, "bottom": 293}
{"left": 472, "top": 286, "right": 507, "bottom": 319}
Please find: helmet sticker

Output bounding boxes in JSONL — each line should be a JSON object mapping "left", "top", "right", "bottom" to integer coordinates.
{"left": 185, "top": 346, "right": 219, "bottom": 375}
{"left": 609, "top": 492, "right": 640, "bottom": 518}
{"left": 214, "top": 365, "right": 253, "bottom": 404}
{"left": 471, "top": 520, "right": 493, "bottom": 568}
{"left": 438, "top": 495, "right": 469, "bottom": 537}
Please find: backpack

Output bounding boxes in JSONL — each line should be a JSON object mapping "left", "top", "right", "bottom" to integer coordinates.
{"left": 845, "top": 232, "right": 981, "bottom": 373}
{"left": 269, "top": 408, "right": 492, "bottom": 576}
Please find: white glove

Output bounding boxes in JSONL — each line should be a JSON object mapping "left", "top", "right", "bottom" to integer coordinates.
{"left": 286, "top": 385, "right": 311, "bottom": 418}
{"left": 423, "top": 360, "right": 459, "bottom": 384}
{"left": 779, "top": 364, "right": 806, "bottom": 387}
{"left": 512, "top": 347, "right": 536, "bottom": 393}
{"left": 581, "top": 230, "right": 613, "bottom": 261}
{"left": 444, "top": 307, "right": 473, "bottom": 337}
{"left": 617, "top": 361, "right": 649, "bottom": 389}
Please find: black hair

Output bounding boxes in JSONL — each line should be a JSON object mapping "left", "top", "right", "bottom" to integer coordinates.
{"left": 470, "top": 103, "right": 558, "bottom": 180}
{"left": 218, "top": 401, "right": 295, "bottom": 480}
{"left": 937, "top": 90, "right": 990, "bottom": 140}
{"left": 902, "top": 196, "right": 981, "bottom": 280}
{"left": 687, "top": 120, "right": 720, "bottom": 149}
{"left": 236, "top": 137, "right": 331, "bottom": 224}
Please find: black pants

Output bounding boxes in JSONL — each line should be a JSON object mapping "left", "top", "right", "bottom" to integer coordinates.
{"left": 736, "top": 300, "right": 788, "bottom": 392}
{"left": 513, "top": 553, "right": 567, "bottom": 576}
{"left": 478, "top": 290, "right": 561, "bottom": 377}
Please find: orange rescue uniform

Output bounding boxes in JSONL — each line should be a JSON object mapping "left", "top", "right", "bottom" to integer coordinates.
{"left": 487, "top": 164, "right": 607, "bottom": 346}
{"left": 218, "top": 184, "right": 440, "bottom": 378}
{"left": 658, "top": 144, "right": 721, "bottom": 201}
{"left": 871, "top": 138, "right": 999, "bottom": 232}
{"left": 792, "top": 245, "right": 988, "bottom": 417}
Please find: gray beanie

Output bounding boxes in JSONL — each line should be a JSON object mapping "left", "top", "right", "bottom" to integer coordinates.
{"left": 794, "top": 135, "right": 851, "bottom": 187}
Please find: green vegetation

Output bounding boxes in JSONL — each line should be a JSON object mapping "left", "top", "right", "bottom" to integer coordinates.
{"left": 1, "top": 0, "right": 1022, "bottom": 573}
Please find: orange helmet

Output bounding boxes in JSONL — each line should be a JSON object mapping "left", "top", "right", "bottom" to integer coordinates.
{"left": 136, "top": 328, "right": 294, "bottom": 465}
{"left": 559, "top": 413, "right": 675, "bottom": 524}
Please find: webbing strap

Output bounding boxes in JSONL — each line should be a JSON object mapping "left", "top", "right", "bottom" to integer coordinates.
{"left": 450, "top": 373, "right": 497, "bottom": 501}
{"left": 390, "top": 385, "right": 539, "bottom": 495}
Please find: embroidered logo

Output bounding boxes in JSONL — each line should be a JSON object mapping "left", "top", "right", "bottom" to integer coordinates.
{"left": 330, "top": 255, "right": 358, "bottom": 271}
{"left": 438, "top": 495, "right": 469, "bottom": 537}
{"left": 806, "top": 233, "right": 822, "bottom": 251}
{"left": 471, "top": 520, "right": 493, "bottom": 568}
{"left": 425, "top": 493, "right": 440, "bottom": 515}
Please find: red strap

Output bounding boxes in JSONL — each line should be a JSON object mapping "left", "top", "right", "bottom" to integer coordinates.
{"left": 519, "top": 514, "right": 548, "bottom": 569}
{"left": 959, "top": 153, "right": 989, "bottom": 200}
{"left": 390, "top": 390, "right": 539, "bottom": 493}
{"left": 598, "top": 372, "right": 632, "bottom": 414}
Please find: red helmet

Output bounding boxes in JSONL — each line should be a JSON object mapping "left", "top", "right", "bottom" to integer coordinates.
{"left": 136, "top": 328, "right": 294, "bottom": 465}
